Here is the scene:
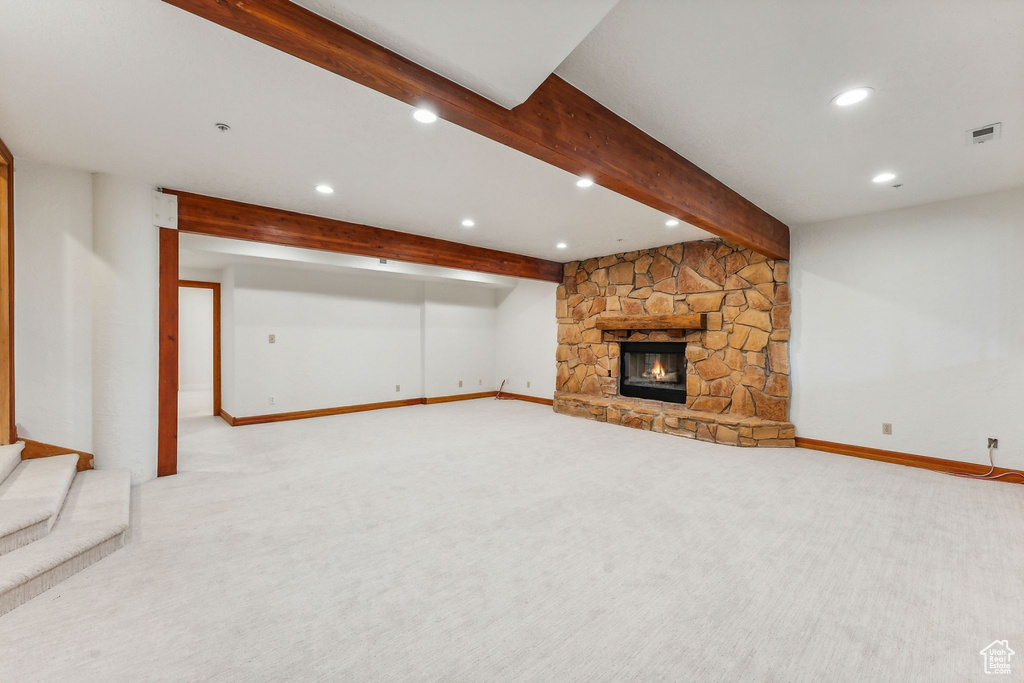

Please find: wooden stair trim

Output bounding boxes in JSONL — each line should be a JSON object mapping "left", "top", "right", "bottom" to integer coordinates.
{"left": 18, "top": 438, "right": 93, "bottom": 471}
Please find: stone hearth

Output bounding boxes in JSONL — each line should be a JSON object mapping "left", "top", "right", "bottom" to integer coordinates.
{"left": 554, "top": 239, "right": 794, "bottom": 447}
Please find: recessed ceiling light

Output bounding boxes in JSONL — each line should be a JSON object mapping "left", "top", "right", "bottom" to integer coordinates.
{"left": 461, "top": 218, "right": 475, "bottom": 227}
{"left": 665, "top": 219, "right": 680, "bottom": 227}
{"left": 556, "top": 242, "right": 568, "bottom": 249}
{"left": 215, "top": 122, "right": 231, "bottom": 132}
{"left": 315, "top": 185, "right": 334, "bottom": 194}
{"left": 413, "top": 108, "right": 438, "bottom": 123}
{"left": 832, "top": 87, "right": 873, "bottom": 107}
{"left": 872, "top": 172, "right": 896, "bottom": 183}
{"left": 575, "top": 177, "right": 594, "bottom": 188}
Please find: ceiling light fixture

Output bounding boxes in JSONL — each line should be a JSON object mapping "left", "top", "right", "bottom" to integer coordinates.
{"left": 872, "top": 172, "right": 896, "bottom": 183}
{"left": 556, "top": 242, "right": 568, "bottom": 249}
{"left": 831, "top": 87, "right": 873, "bottom": 107}
{"left": 575, "top": 177, "right": 594, "bottom": 188}
{"left": 215, "top": 122, "right": 231, "bottom": 132}
{"left": 461, "top": 218, "right": 475, "bottom": 227}
{"left": 315, "top": 185, "right": 334, "bottom": 194}
{"left": 413, "top": 108, "right": 438, "bottom": 123}
{"left": 665, "top": 219, "right": 680, "bottom": 227}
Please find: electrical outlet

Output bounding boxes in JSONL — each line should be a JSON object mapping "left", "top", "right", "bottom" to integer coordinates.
{"left": 988, "top": 438, "right": 999, "bottom": 449}
{"left": 269, "top": 396, "right": 275, "bottom": 405}
{"left": 268, "top": 334, "right": 276, "bottom": 344}
{"left": 527, "top": 381, "right": 531, "bottom": 388}
{"left": 478, "top": 379, "right": 482, "bottom": 386}
{"left": 458, "top": 380, "right": 463, "bottom": 387}
{"left": 882, "top": 423, "right": 892, "bottom": 435}
{"left": 395, "top": 384, "right": 400, "bottom": 392}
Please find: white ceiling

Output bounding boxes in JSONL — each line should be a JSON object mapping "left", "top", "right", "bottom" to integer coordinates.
{"left": 179, "top": 234, "right": 518, "bottom": 288}
{"left": 0, "top": 0, "right": 709, "bottom": 263}
{"left": 557, "top": 0, "right": 1024, "bottom": 225}
{"left": 292, "top": 0, "right": 619, "bottom": 108}
{"left": 2, "top": 0, "right": 1019, "bottom": 262}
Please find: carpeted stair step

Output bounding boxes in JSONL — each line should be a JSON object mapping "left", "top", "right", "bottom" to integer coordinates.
{"left": 0, "top": 454, "right": 79, "bottom": 556}
{"left": 0, "top": 442, "right": 24, "bottom": 486}
{"left": 0, "top": 469, "right": 130, "bottom": 617}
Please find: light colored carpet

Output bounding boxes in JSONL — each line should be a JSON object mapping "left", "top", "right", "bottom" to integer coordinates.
{"left": 0, "top": 399, "right": 1020, "bottom": 682}
{"left": 178, "top": 388, "right": 214, "bottom": 418}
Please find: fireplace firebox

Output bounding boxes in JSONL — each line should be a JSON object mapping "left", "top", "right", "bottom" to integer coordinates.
{"left": 619, "top": 342, "right": 687, "bottom": 404}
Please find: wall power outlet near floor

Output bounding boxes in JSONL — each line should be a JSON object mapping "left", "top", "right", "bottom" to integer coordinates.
{"left": 881, "top": 423, "right": 892, "bottom": 435}
{"left": 988, "top": 437, "right": 999, "bottom": 449}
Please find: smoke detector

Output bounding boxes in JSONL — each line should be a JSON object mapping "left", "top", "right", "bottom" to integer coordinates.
{"left": 966, "top": 122, "right": 1001, "bottom": 145}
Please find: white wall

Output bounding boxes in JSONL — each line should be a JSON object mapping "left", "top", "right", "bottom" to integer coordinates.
{"left": 791, "top": 188, "right": 1024, "bottom": 467}
{"left": 224, "top": 265, "right": 425, "bottom": 416}
{"left": 91, "top": 174, "right": 159, "bottom": 482}
{"left": 423, "top": 282, "right": 496, "bottom": 397}
{"left": 179, "top": 287, "right": 213, "bottom": 391}
{"left": 495, "top": 279, "right": 558, "bottom": 399}
{"left": 13, "top": 160, "right": 94, "bottom": 451}
{"left": 220, "top": 267, "right": 556, "bottom": 417}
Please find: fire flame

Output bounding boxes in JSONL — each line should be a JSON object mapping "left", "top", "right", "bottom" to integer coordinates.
{"left": 651, "top": 359, "right": 665, "bottom": 380}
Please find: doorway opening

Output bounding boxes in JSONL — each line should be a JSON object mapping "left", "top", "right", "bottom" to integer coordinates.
{"left": 178, "top": 281, "right": 221, "bottom": 419}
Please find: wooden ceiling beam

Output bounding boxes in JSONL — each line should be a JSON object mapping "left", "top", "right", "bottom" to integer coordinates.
{"left": 161, "top": 0, "right": 790, "bottom": 260}
{"left": 163, "top": 190, "right": 564, "bottom": 282}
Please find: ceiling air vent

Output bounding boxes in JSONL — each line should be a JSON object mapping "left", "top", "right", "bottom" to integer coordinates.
{"left": 966, "top": 122, "right": 1002, "bottom": 145}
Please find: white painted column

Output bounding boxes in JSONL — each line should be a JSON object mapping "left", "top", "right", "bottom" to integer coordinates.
{"left": 91, "top": 174, "right": 158, "bottom": 482}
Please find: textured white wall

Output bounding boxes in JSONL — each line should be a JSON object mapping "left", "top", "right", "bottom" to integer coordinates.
{"left": 423, "top": 282, "right": 497, "bottom": 397}
{"left": 91, "top": 174, "right": 158, "bottom": 482}
{"left": 791, "top": 188, "right": 1024, "bottom": 467}
{"left": 179, "top": 287, "right": 213, "bottom": 391}
{"left": 227, "top": 265, "right": 425, "bottom": 416}
{"left": 495, "top": 279, "right": 558, "bottom": 399}
{"left": 13, "top": 160, "right": 94, "bottom": 451}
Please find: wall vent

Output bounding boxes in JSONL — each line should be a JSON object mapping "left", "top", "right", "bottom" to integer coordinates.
{"left": 966, "top": 122, "right": 1002, "bottom": 145}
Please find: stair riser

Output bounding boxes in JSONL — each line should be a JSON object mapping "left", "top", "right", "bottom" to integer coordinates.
{"left": 0, "top": 520, "right": 47, "bottom": 557}
{"left": 0, "top": 456, "right": 18, "bottom": 486}
{"left": 0, "top": 531, "right": 125, "bottom": 617}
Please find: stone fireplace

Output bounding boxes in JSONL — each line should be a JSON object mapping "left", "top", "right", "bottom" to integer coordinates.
{"left": 553, "top": 239, "right": 795, "bottom": 447}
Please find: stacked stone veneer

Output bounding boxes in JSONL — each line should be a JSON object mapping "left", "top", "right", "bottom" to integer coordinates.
{"left": 554, "top": 239, "right": 795, "bottom": 447}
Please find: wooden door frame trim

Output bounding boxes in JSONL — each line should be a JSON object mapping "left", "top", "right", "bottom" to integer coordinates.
{"left": 160, "top": 0, "right": 789, "bottom": 259}
{"left": 0, "top": 135, "right": 14, "bottom": 444}
{"left": 178, "top": 280, "right": 222, "bottom": 417}
{"left": 162, "top": 189, "right": 563, "bottom": 283}
{"left": 158, "top": 229, "right": 179, "bottom": 477}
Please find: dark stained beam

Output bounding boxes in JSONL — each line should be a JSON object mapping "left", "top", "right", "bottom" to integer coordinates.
{"left": 157, "top": 228, "right": 178, "bottom": 477}
{"left": 160, "top": 0, "right": 791, "bottom": 260}
{"left": 163, "top": 190, "right": 564, "bottom": 282}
